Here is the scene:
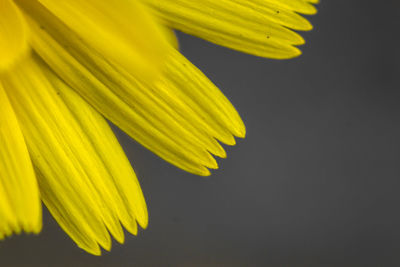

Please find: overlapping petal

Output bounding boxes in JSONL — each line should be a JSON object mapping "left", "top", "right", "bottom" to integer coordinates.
{"left": 0, "top": 0, "right": 318, "bottom": 255}
{"left": 25, "top": 5, "right": 245, "bottom": 176}
{"left": 0, "top": 80, "right": 41, "bottom": 239}
{"left": 15, "top": 0, "right": 172, "bottom": 83}
{"left": 2, "top": 57, "right": 147, "bottom": 255}
{"left": 143, "top": 0, "right": 318, "bottom": 58}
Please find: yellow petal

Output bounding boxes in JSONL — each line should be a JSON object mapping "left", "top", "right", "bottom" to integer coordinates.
{"left": 306, "top": 0, "right": 320, "bottom": 4}
{"left": 15, "top": 0, "right": 170, "bottom": 82}
{"left": 0, "top": 0, "right": 29, "bottom": 70}
{"left": 28, "top": 13, "right": 245, "bottom": 176}
{"left": 0, "top": 80, "right": 41, "bottom": 238}
{"left": 163, "top": 49, "right": 246, "bottom": 143}
{"left": 262, "top": 0, "right": 319, "bottom": 15}
{"left": 143, "top": 0, "right": 318, "bottom": 59}
{"left": 3, "top": 56, "right": 147, "bottom": 255}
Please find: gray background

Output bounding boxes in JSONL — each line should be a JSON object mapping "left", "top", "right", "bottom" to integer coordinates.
{"left": 1, "top": 1, "right": 400, "bottom": 266}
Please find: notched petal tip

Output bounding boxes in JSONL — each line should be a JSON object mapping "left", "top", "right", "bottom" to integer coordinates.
{"left": 0, "top": 80, "right": 42, "bottom": 239}
{"left": 4, "top": 55, "right": 149, "bottom": 255}
{"left": 143, "top": 0, "right": 318, "bottom": 59}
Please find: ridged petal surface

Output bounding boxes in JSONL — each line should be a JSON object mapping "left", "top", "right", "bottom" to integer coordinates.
{"left": 143, "top": 0, "right": 318, "bottom": 58}
{"left": 2, "top": 57, "right": 147, "bottom": 255}
{"left": 0, "top": 81, "right": 41, "bottom": 239}
{"left": 15, "top": 0, "right": 170, "bottom": 82}
{"left": 25, "top": 6, "right": 245, "bottom": 176}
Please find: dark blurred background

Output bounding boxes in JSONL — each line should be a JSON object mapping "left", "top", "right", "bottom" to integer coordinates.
{"left": 1, "top": 1, "right": 400, "bottom": 266}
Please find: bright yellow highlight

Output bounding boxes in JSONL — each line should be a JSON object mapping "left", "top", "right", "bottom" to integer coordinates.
{"left": 144, "top": 0, "right": 319, "bottom": 58}
{"left": 0, "top": 0, "right": 318, "bottom": 255}
{"left": 0, "top": 0, "right": 29, "bottom": 70}
{"left": 0, "top": 82, "right": 41, "bottom": 239}
{"left": 35, "top": 0, "right": 171, "bottom": 81}
{"left": 3, "top": 57, "right": 147, "bottom": 255}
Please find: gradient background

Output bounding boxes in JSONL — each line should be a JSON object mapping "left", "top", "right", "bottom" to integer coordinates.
{"left": 1, "top": 1, "right": 400, "bottom": 266}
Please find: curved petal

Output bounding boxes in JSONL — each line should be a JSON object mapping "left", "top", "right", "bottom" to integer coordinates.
{"left": 0, "top": 81, "right": 41, "bottom": 238}
{"left": 0, "top": 0, "right": 29, "bottom": 70}
{"left": 28, "top": 13, "right": 245, "bottom": 176}
{"left": 3, "top": 56, "right": 147, "bottom": 255}
{"left": 15, "top": 0, "right": 171, "bottom": 82}
{"left": 263, "top": 0, "right": 319, "bottom": 15}
{"left": 143, "top": 0, "right": 318, "bottom": 59}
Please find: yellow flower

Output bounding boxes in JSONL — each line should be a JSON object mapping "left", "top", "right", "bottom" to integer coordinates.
{"left": 0, "top": 0, "right": 318, "bottom": 255}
